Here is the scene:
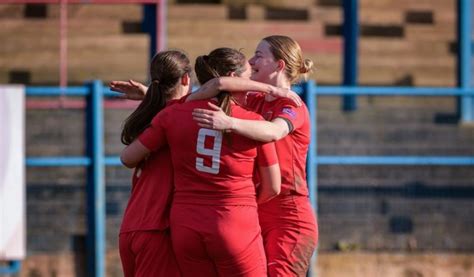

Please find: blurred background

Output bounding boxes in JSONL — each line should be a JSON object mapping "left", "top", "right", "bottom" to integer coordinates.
{"left": 0, "top": 0, "right": 473, "bottom": 276}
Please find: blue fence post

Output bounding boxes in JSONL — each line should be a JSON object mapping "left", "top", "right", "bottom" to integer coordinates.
{"left": 143, "top": 3, "right": 157, "bottom": 60}
{"left": 305, "top": 80, "right": 318, "bottom": 215}
{"left": 305, "top": 80, "right": 318, "bottom": 277}
{"left": 342, "top": 0, "right": 359, "bottom": 111}
{"left": 143, "top": 0, "right": 167, "bottom": 58}
{"left": 86, "top": 80, "right": 106, "bottom": 277}
{"left": 0, "top": 261, "right": 21, "bottom": 275}
{"left": 457, "top": 0, "right": 474, "bottom": 122}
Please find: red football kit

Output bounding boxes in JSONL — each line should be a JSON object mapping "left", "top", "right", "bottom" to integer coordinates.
{"left": 119, "top": 99, "right": 182, "bottom": 277}
{"left": 246, "top": 92, "right": 319, "bottom": 276}
{"left": 138, "top": 99, "right": 278, "bottom": 277}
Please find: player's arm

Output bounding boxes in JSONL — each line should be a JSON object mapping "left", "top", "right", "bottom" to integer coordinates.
{"left": 256, "top": 142, "right": 281, "bottom": 204}
{"left": 110, "top": 80, "right": 148, "bottom": 100}
{"left": 120, "top": 140, "right": 150, "bottom": 168}
{"left": 229, "top": 117, "right": 290, "bottom": 142}
{"left": 121, "top": 112, "right": 168, "bottom": 168}
{"left": 257, "top": 163, "right": 281, "bottom": 204}
{"left": 110, "top": 78, "right": 301, "bottom": 105}
{"left": 193, "top": 102, "right": 291, "bottom": 142}
{"left": 186, "top": 77, "right": 302, "bottom": 106}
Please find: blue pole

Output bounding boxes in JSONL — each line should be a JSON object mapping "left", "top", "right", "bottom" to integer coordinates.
{"left": 305, "top": 80, "right": 318, "bottom": 277}
{"left": 305, "top": 80, "right": 318, "bottom": 214}
{"left": 457, "top": 0, "right": 474, "bottom": 122}
{"left": 86, "top": 80, "right": 105, "bottom": 277}
{"left": 0, "top": 261, "right": 21, "bottom": 275}
{"left": 26, "top": 157, "right": 91, "bottom": 167}
{"left": 143, "top": 4, "right": 157, "bottom": 61}
{"left": 342, "top": 0, "right": 359, "bottom": 111}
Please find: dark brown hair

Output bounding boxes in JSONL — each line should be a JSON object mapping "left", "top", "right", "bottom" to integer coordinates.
{"left": 194, "top": 47, "right": 246, "bottom": 117}
{"left": 121, "top": 50, "right": 191, "bottom": 145}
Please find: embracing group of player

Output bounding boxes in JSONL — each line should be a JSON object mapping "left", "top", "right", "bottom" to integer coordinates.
{"left": 111, "top": 35, "right": 318, "bottom": 277}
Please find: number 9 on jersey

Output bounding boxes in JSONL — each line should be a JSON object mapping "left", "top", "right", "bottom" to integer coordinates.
{"left": 195, "top": 128, "right": 223, "bottom": 174}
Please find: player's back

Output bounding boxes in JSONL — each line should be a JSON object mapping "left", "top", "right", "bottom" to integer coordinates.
{"left": 161, "top": 99, "right": 265, "bottom": 206}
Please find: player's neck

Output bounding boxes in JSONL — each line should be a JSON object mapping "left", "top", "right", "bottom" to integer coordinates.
{"left": 170, "top": 86, "right": 189, "bottom": 100}
{"left": 265, "top": 77, "right": 291, "bottom": 102}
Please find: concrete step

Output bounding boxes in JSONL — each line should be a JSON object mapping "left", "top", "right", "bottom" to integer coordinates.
{"left": 0, "top": 4, "right": 24, "bottom": 18}
{"left": 169, "top": 4, "right": 228, "bottom": 20}
{"left": 0, "top": 18, "right": 123, "bottom": 37}
{"left": 359, "top": 0, "right": 455, "bottom": 10}
{"left": 359, "top": 39, "right": 452, "bottom": 57}
{"left": 318, "top": 197, "right": 474, "bottom": 216}
{"left": 317, "top": 166, "right": 474, "bottom": 186}
{"left": 0, "top": 28, "right": 148, "bottom": 56}
{"left": 0, "top": 3, "right": 142, "bottom": 20}
{"left": 359, "top": 8, "right": 404, "bottom": 25}
{"left": 405, "top": 25, "right": 456, "bottom": 41}
{"left": 360, "top": 56, "right": 454, "bottom": 70}
{"left": 2, "top": 34, "right": 148, "bottom": 84}
{"left": 48, "top": 4, "right": 142, "bottom": 21}
{"left": 168, "top": 19, "right": 325, "bottom": 39}
{"left": 318, "top": 145, "right": 474, "bottom": 156}
{"left": 363, "top": 9, "right": 453, "bottom": 26}
{"left": 318, "top": 125, "right": 474, "bottom": 145}
{"left": 414, "top": 75, "right": 457, "bottom": 87}
{"left": 359, "top": 66, "right": 455, "bottom": 87}
{"left": 318, "top": 205, "right": 473, "bottom": 250}
{"left": 26, "top": 167, "right": 86, "bottom": 185}
{"left": 309, "top": 6, "right": 342, "bottom": 24}
{"left": 315, "top": 96, "right": 456, "bottom": 110}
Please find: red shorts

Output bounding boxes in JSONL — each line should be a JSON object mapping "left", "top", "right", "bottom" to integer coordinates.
{"left": 170, "top": 204, "right": 267, "bottom": 277}
{"left": 119, "top": 230, "right": 180, "bottom": 277}
{"left": 258, "top": 195, "right": 318, "bottom": 277}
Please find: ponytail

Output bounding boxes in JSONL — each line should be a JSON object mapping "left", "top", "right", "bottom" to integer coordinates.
{"left": 121, "top": 50, "right": 192, "bottom": 145}
{"left": 195, "top": 54, "right": 234, "bottom": 117}
{"left": 121, "top": 81, "right": 168, "bottom": 145}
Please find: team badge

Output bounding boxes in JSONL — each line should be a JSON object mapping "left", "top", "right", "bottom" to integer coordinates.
{"left": 281, "top": 108, "right": 296, "bottom": 118}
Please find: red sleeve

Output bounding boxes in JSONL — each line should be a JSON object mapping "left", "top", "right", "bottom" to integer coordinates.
{"left": 273, "top": 102, "right": 305, "bottom": 132}
{"left": 137, "top": 109, "right": 168, "bottom": 151}
{"left": 256, "top": 141, "right": 278, "bottom": 167}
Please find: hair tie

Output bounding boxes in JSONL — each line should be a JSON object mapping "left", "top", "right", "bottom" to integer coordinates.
{"left": 152, "top": 79, "right": 160, "bottom": 84}
{"left": 299, "top": 66, "right": 307, "bottom": 74}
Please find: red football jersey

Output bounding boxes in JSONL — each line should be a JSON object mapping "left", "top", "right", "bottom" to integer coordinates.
{"left": 120, "top": 99, "right": 183, "bottom": 233}
{"left": 138, "top": 99, "right": 278, "bottom": 206}
{"left": 246, "top": 92, "right": 310, "bottom": 196}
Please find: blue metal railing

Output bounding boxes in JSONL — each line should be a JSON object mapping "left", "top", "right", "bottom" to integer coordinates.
{"left": 337, "top": 0, "right": 474, "bottom": 121}
{"left": 304, "top": 84, "right": 474, "bottom": 215}
{"left": 302, "top": 84, "right": 474, "bottom": 277}
{"left": 21, "top": 81, "right": 111, "bottom": 277}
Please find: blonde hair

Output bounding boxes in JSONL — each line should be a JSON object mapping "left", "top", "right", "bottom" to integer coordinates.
{"left": 263, "top": 35, "right": 314, "bottom": 84}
